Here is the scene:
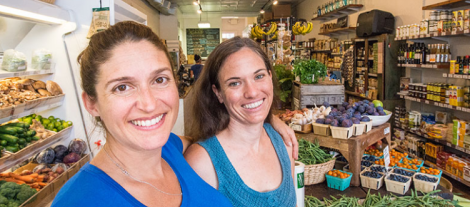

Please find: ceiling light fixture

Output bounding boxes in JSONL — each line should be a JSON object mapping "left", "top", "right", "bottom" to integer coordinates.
{"left": 197, "top": 9, "right": 202, "bottom": 13}
{"left": 260, "top": 9, "right": 265, "bottom": 14}
{"left": 198, "top": 13, "right": 210, "bottom": 28}
{"left": 193, "top": 1, "right": 199, "bottom": 5}
{"left": 0, "top": 5, "right": 66, "bottom": 24}
{"left": 273, "top": 0, "right": 278, "bottom": 5}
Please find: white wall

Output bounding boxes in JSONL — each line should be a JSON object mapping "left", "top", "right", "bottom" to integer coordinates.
{"left": 159, "top": 13, "right": 179, "bottom": 41}
{"left": 221, "top": 18, "right": 248, "bottom": 38}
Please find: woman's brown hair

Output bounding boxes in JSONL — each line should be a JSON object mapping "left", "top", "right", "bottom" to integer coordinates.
{"left": 77, "top": 21, "right": 174, "bottom": 127}
{"left": 187, "top": 37, "right": 280, "bottom": 141}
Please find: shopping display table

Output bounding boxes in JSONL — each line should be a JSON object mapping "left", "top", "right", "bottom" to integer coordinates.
{"left": 305, "top": 182, "right": 453, "bottom": 200}
{"left": 296, "top": 123, "right": 392, "bottom": 186}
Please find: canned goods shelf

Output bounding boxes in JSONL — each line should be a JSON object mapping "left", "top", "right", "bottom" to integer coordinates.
{"left": 424, "top": 161, "right": 470, "bottom": 188}
{"left": 442, "top": 73, "right": 470, "bottom": 79}
{"left": 400, "top": 94, "right": 470, "bottom": 113}
{"left": 422, "top": 0, "right": 470, "bottom": 11}
{"left": 319, "top": 27, "right": 356, "bottom": 36}
{"left": 395, "top": 126, "right": 470, "bottom": 155}
{"left": 395, "top": 30, "right": 470, "bottom": 41}
{"left": 312, "top": 4, "right": 364, "bottom": 21}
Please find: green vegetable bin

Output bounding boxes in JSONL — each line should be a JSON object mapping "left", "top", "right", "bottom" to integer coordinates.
{"left": 325, "top": 170, "right": 352, "bottom": 191}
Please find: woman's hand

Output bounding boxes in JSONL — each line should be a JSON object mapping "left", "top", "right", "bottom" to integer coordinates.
{"left": 272, "top": 115, "right": 298, "bottom": 160}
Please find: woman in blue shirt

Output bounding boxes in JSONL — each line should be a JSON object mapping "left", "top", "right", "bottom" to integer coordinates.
{"left": 52, "top": 22, "right": 297, "bottom": 207}
{"left": 185, "top": 37, "right": 296, "bottom": 207}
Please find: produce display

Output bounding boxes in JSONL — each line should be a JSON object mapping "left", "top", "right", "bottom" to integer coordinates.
{"left": 19, "top": 114, "right": 72, "bottom": 132}
{"left": 0, "top": 77, "right": 63, "bottom": 108}
{"left": 415, "top": 174, "right": 438, "bottom": 183}
{"left": 250, "top": 22, "right": 277, "bottom": 40}
{"left": 327, "top": 170, "right": 349, "bottom": 179}
{"left": 364, "top": 148, "right": 383, "bottom": 157}
{"left": 305, "top": 190, "right": 457, "bottom": 207}
{"left": 388, "top": 174, "right": 410, "bottom": 183}
{"left": 361, "top": 171, "right": 383, "bottom": 179}
{"left": 393, "top": 169, "right": 416, "bottom": 177}
{"left": 361, "top": 160, "right": 373, "bottom": 167}
{"left": 298, "top": 139, "right": 334, "bottom": 165}
{"left": 0, "top": 181, "right": 38, "bottom": 207}
{"left": 362, "top": 155, "right": 378, "bottom": 162}
{"left": 292, "top": 21, "right": 313, "bottom": 35}
{"left": 397, "top": 158, "right": 422, "bottom": 170}
{"left": 0, "top": 122, "right": 38, "bottom": 153}
{"left": 293, "top": 59, "right": 328, "bottom": 84}
{"left": 419, "top": 167, "right": 441, "bottom": 176}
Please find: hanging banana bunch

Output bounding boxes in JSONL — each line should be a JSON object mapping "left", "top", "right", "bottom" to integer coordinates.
{"left": 271, "top": 30, "right": 278, "bottom": 40}
{"left": 265, "top": 22, "right": 277, "bottom": 35}
{"left": 292, "top": 21, "right": 313, "bottom": 35}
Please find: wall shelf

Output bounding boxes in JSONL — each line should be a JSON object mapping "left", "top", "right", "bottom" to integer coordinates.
{"left": 345, "top": 91, "right": 373, "bottom": 101}
{"left": 399, "top": 95, "right": 470, "bottom": 113}
{"left": 422, "top": 0, "right": 470, "bottom": 10}
{"left": 397, "top": 63, "right": 450, "bottom": 69}
{"left": 425, "top": 161, "right": 470, "bottom": 188}
{"left": 395, "top": 30, "right": 470, "bottom": 41}
{"left": 312, "top": 4, "right": 363, "bottom": 21}
{"left": 319, "top": 27, "right": 356, "bottom": 36}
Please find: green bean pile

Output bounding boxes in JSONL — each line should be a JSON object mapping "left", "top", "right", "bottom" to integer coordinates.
{"left": 298, "top": 138, "right": 334, "bottom": 165}
{"left": 305, "top": 190, "right": 459, "bottom": 207}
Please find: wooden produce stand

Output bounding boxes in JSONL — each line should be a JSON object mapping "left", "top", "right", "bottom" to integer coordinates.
{"left": 297, "top": 123, "right": 392, "bottom": 186}
{"left": 292, "top": 81, "right": 345, "bottom": 110}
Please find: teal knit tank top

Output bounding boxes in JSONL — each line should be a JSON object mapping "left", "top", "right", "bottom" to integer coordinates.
{"left": 198, "top": 123, "right": 296, "bottom": 207}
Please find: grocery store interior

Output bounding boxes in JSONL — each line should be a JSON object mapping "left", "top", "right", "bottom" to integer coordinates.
{"left": 1, "top": 0, "right": 470, "bottom": 206}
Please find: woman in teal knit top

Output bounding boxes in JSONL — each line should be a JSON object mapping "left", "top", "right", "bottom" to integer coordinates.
{"left": 185, "top": 37, "right": 296, "bottom": 207}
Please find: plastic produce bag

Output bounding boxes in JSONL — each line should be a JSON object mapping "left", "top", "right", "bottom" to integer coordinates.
{"left": 1, "top": 49, "right": 27, "bottom": 72}
{"left": 31, "top": 49, "right": 52, "bottom": 70}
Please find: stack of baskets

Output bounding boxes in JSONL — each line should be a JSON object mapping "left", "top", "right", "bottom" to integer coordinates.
{"left": 304, "top": 159, "right": 336, "bottom": 185}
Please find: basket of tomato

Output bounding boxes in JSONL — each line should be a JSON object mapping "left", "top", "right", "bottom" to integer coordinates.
{"left": 325, "top": 169, "right": 352, "bottom": 191}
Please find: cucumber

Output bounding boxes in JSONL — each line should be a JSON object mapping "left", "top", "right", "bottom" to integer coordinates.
{"left": 4, "top": 123, "right": 26, "bottom": 128}
{"left": 17, "top": 133, "right": 25, "bottom": 138}
{"left": 0, "top": 126, "right": 17, "bottom": 135}
{"left": 18, "top": 145, "right": 25, "bottom": 149}
{"left": 31, "top": 136, "right": 40, "bottom": 141}
{"left": 0, "top": 134, "right": 18, "bottom": 143}
{"left": 12, "top": 127, "right": 24, "bottom": 134}
{"left": 25, "top": 137, "right": 31, "bottom": 142}
{"left": 5, "top": 146, "right": 18, "bottom": 153}
{"left": 17, "top": 138, "right": 25, "bottom": 145}
{"left": 0, "top": 140, "right": 6, "bottom": 146}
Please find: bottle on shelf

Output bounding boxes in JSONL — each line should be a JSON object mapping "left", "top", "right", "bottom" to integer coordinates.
{"left": 426, "top": 44, "right": 431, "bottom": 64}
{"left": 465, "top": 55, "right": 470, "bottom": 74}
{"left": 430, "top": 44, "right": 436, "bottom": 63}
{"left": 415, "top": 43, "right": 422, "bottom": 64}
{"left": 435, "top": 44, "right": 441, "bottom": 63}
{"left": 421, "top": 43, "right": 427, "bottom": 64}
{"left": 457, "top": 56, "right": 463, "bottom": 74}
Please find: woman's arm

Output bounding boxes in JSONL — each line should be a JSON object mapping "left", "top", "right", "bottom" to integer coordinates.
{"left": 178, "top": 136, "right": 192, "bottom": 153}
{"left": 272, "top": 115, "right": 298, "bottom": 160}
{"left": 184, "top": 144, "right": 219, "bottom": 189}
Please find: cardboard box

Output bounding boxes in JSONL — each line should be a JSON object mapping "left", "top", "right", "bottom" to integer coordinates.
{"left": 272, "top": 4, "right": 291, "bottom": 18}
{"left": 263, "top": 12, "right": 273, "bottom": 21}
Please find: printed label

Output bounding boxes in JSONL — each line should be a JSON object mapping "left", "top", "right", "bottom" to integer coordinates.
{"left": 297, "top": 172, "right": 304, "bottom": 188}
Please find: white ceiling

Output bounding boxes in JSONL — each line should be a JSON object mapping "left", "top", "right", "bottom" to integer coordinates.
{"left": 170, "top": 0, "right": 299, "bottom": 14}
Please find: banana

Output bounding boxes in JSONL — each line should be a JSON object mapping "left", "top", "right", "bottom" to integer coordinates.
{"left": 271, "top": 31, "right": 278, "bottom": 39}
{"left": 256, "top": 25, "right": 266, "bottom": 36}
{"left": 307, "top": 22, "right": 313, "bottom": 33}
{"left": 267, "top": 22, "right": 277, "bottom": 35}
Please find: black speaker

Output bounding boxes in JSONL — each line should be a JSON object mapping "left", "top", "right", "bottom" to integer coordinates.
{"left": 356, "top": 9, "right": 394, "bottom": 37}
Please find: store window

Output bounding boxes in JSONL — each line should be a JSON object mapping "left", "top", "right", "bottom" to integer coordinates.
{"left": 222, "top": 32, "right": 235, "bottom": 41}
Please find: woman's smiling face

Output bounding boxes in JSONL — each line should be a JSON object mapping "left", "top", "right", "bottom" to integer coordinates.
{"left": 84, "top": 40, "right": 179, "bottom": 151}
{"left": 212, "top": 47, "right": 273, "bottom": 126}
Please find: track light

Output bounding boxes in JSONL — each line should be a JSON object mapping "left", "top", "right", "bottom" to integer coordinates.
{"left": 260, "top": 9, "right": 265, "bottom": 13}
{"left": 193, "top": 1, "right": 198, "bottom": 5}
{"left": 273, "top": 0, "right": 278, "bottom": 5}
{"left": 197, "top": 9, "right": 202, "bottom": 13}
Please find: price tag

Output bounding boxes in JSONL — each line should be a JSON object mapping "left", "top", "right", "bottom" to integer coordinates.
{"left": 464, "top": 75, "right": 469, "bottom": 79}
{"left": 448, "top": 104, "right": 454, "bottom": 109}
{"left": 466, "top": 149, "right": 470, "bottom": 154}
{"left": 400, "top": 95, "right": 404, "bottom": 99}
{"left": 434, "top": 32, "right": 439, "bottom": 36}
{"left": 457, "top": 107, "right": 462, "bottom": 111}
{"left": 425, "top": 100, "right": 430, "bottom": 104}
{"left": 456, "top": 146, "right": 465, "bottom": 152}
{"left": 439, "top": 103, "right": 444, "bottom": 107}
{"left": 384, "top": 127, "right": 390, "bottom": 135}
{"left": 383, "top": 146, "right": 390, "bottom": 167}
{"left": 447, "top": 142, "right": 452, "bottom": 147}
{"left": 443, "top": 73, "right": 448, "bottom": 77}
{"left": 434, "top": 102, "right": 439, "bottom": 106}
{"left": 424, "top": 134, "right": 429, "bottom": 138}
{"left": 452, "top": 31, "right": 457, "bottom": 35}
{"left": 290, "top": 124, "right": 302, "bottom": 132}
{"left": 449, "top": 74, "right": 454, "bottom": 78}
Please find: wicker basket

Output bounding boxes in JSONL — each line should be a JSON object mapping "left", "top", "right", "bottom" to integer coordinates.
{"left": 304, "top": 158, "right": 336, "bottom": 185}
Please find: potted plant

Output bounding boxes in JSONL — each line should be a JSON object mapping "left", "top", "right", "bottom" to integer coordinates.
{"left": 292, "top": 59, "right": 327, "bottom": 84}
{"left": 273, "top": 64, "right": 294, "bottom": 104}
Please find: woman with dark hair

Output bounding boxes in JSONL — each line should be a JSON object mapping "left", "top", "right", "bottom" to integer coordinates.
{"left": 185, "top": 37, "right": 296, "bottom": 206}
{"left": 52, "top": 22, "right": 296, "bottom": 206}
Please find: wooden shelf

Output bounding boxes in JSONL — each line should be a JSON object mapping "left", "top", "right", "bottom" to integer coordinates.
{"left": 0, "top": 94, "right": 65, "bottom": 123}
{"left": 424, "top": 161, "right": 470, "bottom": 188}
{"left": 396, "top": 127, "right": 470, "bottom": 155}
{"left": 423, "top": 0, "right": 470, "bottom": 10}
{"left": 345, "top": 91, "right": 373, "bottom": 101}
{"left": 442, "top": 73, "right": 470, "bottom": 79}
{"left": 395, "top": 30, "right": 470, "bottom": 41}
{"left": 331, "top": 53, "right": 343, "bottom": 56}
{"left": 397, "top": 63, "right": 450, "bottom": 69}
{"left": 319, "top": 27, "right": 356, "bottom": 36}
{"left": 312, "top": 4, "right": 364, "bottom": 21}
{"left": 368, "top": 73, "right": 378, "bottom": 77}
{"left": 311, "top": 50, "right": 332, "bottom": 53}
{"left": 399, "top": 94, "right": 470, "bottom": 113}
{"left": 0, "top": 126, "right": 73, "bottom": 173}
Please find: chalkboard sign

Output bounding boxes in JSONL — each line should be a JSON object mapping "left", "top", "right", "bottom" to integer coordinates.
{"left": 186, "top": 28, "right": 220, "bottom": 57}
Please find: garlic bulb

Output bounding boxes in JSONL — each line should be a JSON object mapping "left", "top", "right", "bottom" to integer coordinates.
{"left": 319, "top": 106, "right": 326, "bottom": 112}
{"left": 323, "top": 107, "right": 331, "bottom": 116}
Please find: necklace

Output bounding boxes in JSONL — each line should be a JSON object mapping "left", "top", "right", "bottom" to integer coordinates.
{"left": 103, "top": 146, "right": 182, "bottom": 196}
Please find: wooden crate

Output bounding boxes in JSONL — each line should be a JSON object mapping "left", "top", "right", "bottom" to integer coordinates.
{"left": 292, "top": 81, "right": 345, "bottom": 110}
